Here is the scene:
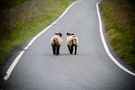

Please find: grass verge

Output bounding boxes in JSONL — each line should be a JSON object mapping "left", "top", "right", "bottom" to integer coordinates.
{"left": 0, "top": 0, "right": 75, "bottom": 64}
{"left": 99, "top": 0, "right": 135, "bottom": 69}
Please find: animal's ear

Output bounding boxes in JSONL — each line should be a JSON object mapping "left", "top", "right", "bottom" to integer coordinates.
{"left": 55, "top": 33, "right": 58, "bottom": 35}
{"left": 72, "top": 33, "right": 74, "bottom": 35}
{"left": 67, "top": 33, "right": 69, "bottom": 35}
{"left": 67, "top": 33, "right": 70, "bottom": 35}
{"left": 59, "top": 33, "right": 62, "bottom": 37}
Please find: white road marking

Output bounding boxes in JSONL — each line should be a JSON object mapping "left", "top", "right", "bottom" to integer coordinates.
{"left": 4, "top": 0, "right": 134, "bottom": 81}
{"left": 3, "top": 0, "right": 79, "bottom": 80}
{"left": 96, "top": 1, "right": 135, "bottom": 76}
{"left": 3, "top": 51, "right": 24, "bottom": 80}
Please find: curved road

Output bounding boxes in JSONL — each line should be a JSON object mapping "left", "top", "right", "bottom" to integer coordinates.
{"left": 4, "top": 0, "right": 135, "bottom": 90}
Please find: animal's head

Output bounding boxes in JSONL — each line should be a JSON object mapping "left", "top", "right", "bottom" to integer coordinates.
{"left": 66, "top": 33, "right": 74, "bottom": 36}
{"left": 55, "top": 33, "right": 62, "bottom": 37}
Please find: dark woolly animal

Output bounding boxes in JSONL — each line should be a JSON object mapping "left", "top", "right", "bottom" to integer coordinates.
{"left": 66, "top": 33, "right": 79, "bottom": 55}
{"left": 50, "top": 33, "right": 63, "bottom": 55}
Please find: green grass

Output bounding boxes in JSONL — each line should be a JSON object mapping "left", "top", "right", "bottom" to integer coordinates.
{"left": 99, "top": 0, "right": 135, "bottom": 69}
{"left": 0, "top": 0, "right": 75, "bottom": 64}
{"left": 0, "top": 0, "right": 30, "bottom": 9}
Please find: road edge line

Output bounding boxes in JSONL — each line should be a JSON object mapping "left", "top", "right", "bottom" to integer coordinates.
{"left": 96, "top": 1, "right": 135, "bottom": 76}
{"left": 3, "top": 0, "right": 79, "bottom": 80}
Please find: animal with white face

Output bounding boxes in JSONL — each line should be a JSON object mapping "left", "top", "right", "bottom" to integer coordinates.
{"left": 66, "top": 33, "right": 79, "bottom": 55}
{"left": 50, "top": 33, "right": 63, "bottom": 55}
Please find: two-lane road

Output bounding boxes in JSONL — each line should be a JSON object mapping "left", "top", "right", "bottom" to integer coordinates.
{"left": 4, "top": 0, "right": 135, "bottom": 90}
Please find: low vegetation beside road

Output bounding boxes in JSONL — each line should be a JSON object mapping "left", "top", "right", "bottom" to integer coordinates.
{"left": 0, "top": 0, "right": 75, "bottom": 64}
{"left": 99, "top": 0, "right": 135, "bottom": 69}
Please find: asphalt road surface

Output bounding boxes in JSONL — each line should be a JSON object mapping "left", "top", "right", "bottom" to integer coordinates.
{"left": 3, "top": 0, "right": 135, "bottom": 90}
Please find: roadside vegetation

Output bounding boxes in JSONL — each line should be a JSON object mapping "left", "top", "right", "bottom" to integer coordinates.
{"left": 0, "top": 0, "right": 75, "bottom": 64}
{"left": 99, "top": 0, "right": 135, "bottom": 69}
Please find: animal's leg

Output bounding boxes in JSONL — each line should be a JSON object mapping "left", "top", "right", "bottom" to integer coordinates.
{"left": 68, "top": 45, "right": 71, "bottom": 54}
{"left": 52, "top": 46, "right": 55, "bottom": 55}
{"left": 74, "top": 46, "right": 77, "bottom": 55}
{"left": 70, "top": 46, "right": 73, "bottom": 54}
{"left": 57, "top": 46, "right": 60, "bottom": 55}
